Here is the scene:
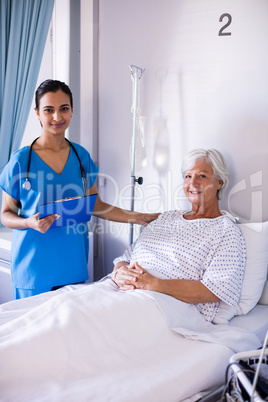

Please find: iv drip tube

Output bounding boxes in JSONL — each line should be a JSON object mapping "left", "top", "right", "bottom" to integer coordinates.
{"left": 129, "top": 65, "right": 145, "bottom": 245}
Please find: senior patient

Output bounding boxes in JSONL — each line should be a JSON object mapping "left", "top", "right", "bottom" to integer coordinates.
{"left": 112, "top": 148, "right": 246, "bottom": 322}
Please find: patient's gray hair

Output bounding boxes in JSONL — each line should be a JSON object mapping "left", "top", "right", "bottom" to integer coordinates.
{"left": 181, "top": 149, "right": 230, "bottom": 200}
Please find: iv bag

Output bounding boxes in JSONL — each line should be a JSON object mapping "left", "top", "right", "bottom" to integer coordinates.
{"left": 130, "top": 115, "right": 147, "bottom": 176}
{"left": 153, "top": 116, "right": 169, "bottom": 174}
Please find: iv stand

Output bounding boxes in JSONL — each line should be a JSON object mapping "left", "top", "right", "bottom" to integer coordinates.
{"left": 129, "top": 65, "right": 145, "bottom": 245}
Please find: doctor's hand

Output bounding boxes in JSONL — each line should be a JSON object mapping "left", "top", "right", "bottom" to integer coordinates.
{"left": 27, "top": 213, "right": 60, "bottom": 234}
{"left": 135, "top": 213, "right": 160, "bottom": 226}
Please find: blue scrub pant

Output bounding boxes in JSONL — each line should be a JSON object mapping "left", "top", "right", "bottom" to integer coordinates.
{"left": 12, "top": 283, "right": 85, "bottom": 300}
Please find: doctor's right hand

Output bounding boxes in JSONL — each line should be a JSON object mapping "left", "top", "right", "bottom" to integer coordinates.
{"left": 27, "top": 213, "right": 60, "bottom": 234}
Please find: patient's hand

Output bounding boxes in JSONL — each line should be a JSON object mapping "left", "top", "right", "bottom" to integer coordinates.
{"left": 112, "top": 262, "right": 140, "bottom": 290}
{"left": 112, "top": 262, "right": 157, "bottom": 291}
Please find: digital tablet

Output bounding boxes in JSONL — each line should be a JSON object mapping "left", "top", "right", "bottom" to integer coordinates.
{"left": 39, "top": 194, "right": 98, "bottom": 228}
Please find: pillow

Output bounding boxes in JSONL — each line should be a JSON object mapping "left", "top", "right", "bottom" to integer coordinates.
{"left": 236, "top": 222, "right": 268, "bottom": 314}
{"left": 258, "top": 280, "right": 268, "bottom": 305}
{"left": 213, "top": 221, "right": 268, "bottom": 324}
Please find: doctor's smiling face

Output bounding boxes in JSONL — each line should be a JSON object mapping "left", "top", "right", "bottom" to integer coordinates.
{"left": 35, "top": 89, "right": 73, "bottom": 136}
{"left": 183, "top": 159, "right": 223, "bottom": 209}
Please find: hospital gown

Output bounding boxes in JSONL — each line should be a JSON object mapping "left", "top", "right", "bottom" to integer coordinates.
{"left": 114, "top": 211, "right": 246, "bottom": 321}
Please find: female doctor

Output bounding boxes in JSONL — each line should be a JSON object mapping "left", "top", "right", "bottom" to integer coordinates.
{"left": 0, "top": 79, "right": 158, "bottom": 300}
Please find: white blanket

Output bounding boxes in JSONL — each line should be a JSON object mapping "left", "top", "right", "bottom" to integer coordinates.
{"left": 0, "top": 279, "right": 261, "bottom": 402}
{"left": 143, "top": 289, "right": 261, "bottom": 351}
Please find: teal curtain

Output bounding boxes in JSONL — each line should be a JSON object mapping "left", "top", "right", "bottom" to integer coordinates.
{"left": 0, "top": 0, "right": 55, "bottom": 172}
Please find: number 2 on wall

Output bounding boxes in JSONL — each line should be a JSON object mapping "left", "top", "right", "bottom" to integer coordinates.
{"left": 218, "top": 13, "right": 232, "bottom": 36}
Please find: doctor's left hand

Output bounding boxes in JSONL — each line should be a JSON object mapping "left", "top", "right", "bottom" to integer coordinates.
{"left": 27, "top": 213, "right": 60, "bottom": 234}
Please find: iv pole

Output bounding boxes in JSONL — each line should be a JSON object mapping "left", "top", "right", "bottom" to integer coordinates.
{"left": 129, "top": 65, "right": 145, "bottom": 245}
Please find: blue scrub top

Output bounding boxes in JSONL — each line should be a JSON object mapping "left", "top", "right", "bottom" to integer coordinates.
{"left": 0, "top": 142, "right": 99, "bottom": 291}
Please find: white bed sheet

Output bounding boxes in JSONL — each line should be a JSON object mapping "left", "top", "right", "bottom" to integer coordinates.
{"left": 0, "top": 279, "right": 265, "bottom": 402}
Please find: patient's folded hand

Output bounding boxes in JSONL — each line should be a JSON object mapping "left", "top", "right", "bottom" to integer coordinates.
{"left": 128, "top": 263, "right": 159, "bottom": 291}
{"left": 112, "top": 262, "right": 159, "bottom": 292}
{"left": 112, "top": 262, "right": 144, "bottom": 291}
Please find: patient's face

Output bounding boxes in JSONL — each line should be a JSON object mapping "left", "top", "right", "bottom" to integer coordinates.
{"left": 183, "top": 160, "right": 223, "bottom": 208}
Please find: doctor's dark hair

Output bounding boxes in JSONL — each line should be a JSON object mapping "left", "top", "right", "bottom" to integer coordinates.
{"left": 181, "top": 148, "right": 230, "bottom": 200}
{"left": 35, "top": 79, "right": 73, "bottom": 111}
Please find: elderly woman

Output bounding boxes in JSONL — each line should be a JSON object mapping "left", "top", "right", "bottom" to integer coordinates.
{"left": 112, "top": 148, "right": 246, "bottom": 322}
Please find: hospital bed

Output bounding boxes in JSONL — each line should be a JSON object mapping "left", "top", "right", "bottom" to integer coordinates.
{"left": 0, "top": 221, "right": 267, "bottom": 402}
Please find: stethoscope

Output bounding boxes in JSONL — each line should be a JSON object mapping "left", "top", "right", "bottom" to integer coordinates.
{"left": 23, "top": 137, "right": 86, "bottom": 195}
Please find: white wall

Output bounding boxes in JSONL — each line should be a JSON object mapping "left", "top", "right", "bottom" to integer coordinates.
{"left": 97, "top": 0, "right": 268, "bottom": 277}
